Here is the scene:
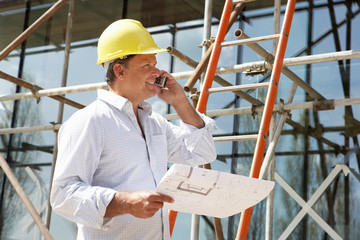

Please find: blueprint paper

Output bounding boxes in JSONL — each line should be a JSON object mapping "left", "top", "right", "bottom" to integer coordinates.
{"left": 156, "top": 164, "right": 275, "bottom": 218}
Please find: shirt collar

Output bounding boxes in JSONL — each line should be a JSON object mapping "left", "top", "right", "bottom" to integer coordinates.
{"left": 97, "top": 89, "right": 152, "bottom": 114}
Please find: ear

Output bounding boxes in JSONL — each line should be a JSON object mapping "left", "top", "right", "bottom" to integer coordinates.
{"left": 113, "top": 63, "right": 126, "bottom": 80}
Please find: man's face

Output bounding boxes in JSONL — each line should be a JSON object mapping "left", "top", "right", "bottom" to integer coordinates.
{"left": 121, "top": 54, "right": 160, "bottom": 102}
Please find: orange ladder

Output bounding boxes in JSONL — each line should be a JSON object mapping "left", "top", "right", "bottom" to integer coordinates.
{"left": 169, "top": 0, "right": 297, "bottom": 238}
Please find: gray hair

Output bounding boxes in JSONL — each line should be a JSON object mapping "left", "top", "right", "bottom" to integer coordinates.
{"left": 104, "top": 55, "right": 134, "bottom": 86}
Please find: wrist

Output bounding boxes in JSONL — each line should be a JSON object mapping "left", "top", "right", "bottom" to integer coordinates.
{"left": 105, "top": 192, "right": 131, "bottom": 217}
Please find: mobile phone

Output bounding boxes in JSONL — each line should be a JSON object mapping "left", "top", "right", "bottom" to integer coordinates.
{"left": 154, "top": 76, "right": 167, "bottom": 88}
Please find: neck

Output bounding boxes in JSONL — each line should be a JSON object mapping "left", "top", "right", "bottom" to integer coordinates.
{"left": 109, "top": 87, "right": 140, "bottom": 118}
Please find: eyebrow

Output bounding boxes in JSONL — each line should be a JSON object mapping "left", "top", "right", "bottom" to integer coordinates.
{"left": 142, "top": 60, "right": 157, "bottom": 66}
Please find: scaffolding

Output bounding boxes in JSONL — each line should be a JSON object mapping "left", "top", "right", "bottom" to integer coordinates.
{"left": 0, "top": 0, "right": 359, "bottom": 239}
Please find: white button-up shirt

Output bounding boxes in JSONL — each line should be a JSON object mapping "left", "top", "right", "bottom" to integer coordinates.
{"left": 51, "top": 89, "right": 217, "bottom": 240}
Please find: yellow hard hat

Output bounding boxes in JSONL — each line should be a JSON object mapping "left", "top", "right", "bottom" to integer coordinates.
{"left": 97, "top": 19, "right": 168, "bottom": 65}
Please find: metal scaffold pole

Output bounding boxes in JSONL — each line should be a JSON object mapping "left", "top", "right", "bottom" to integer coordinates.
{"left": 0, "top": 0, "right": 70, "bottom": 61}
{"left": 190, "top": 0, "right": 213, "bottom": 239}
{"left": 45, "top": 0, "right": 75, "bottom": 229}
{"left": 0, "top": 153, "right": 54, "bottom": 240}
{"left": 265, "top": 0, "right": 281, "bottom": 238}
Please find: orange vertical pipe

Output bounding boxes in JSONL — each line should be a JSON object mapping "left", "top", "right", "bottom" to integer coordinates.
{"left": 196, "top": 0, "right": 233, "bottom": 114}
{"left": 169, "top": 210, "right": 178, "bottom": 236}
{"left": 236, "top": 0, "right": 297, "bottom": 239}
{"left": 169, "top": 0, "right": 233, "bottom": 237}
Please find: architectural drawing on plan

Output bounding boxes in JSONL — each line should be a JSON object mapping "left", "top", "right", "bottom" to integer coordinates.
{"left": 156, "top": 164, "right": 275, "bottom": 218}
{"left": 177, "top": 166, "right": 220, "bottom": 196}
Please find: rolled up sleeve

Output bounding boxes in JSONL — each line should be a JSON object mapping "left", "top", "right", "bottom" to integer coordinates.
{"left": 166, "top": 112, "right": 218, "bottom": 167}
{"left": 50, "top": 112, "right": 116, "bottom": 230}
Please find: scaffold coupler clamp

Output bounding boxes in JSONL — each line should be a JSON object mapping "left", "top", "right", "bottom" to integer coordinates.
{"left": 198, "top": 37, "right": 215, "bottom": 48}
{"left": 264, "top": 51, "right": 275, "bottom": 70}
{"left": 313, "top": 99, "right": 335, "bottom": 111}
{"left": 279, "top": 98, "right": 292, "bottom": 119}
{"left": 251, "top": 105, "right": 257, "bottom": 119}
{"left": 31, "top": 85, "right": 41, "bottom": 103}
{"left": 50, "top": 121, "right": 61, "bottom": 133}
{"left": 188, "top": 88, "right": 199, "bottom": 107}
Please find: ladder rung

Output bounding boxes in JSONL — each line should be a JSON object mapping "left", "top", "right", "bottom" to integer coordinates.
{"left": 207, "top": 82, "right": 270, "bottom": 94}
{"left": 221, "top": 34, "right": 280, "bottom": 48}
{"left": 214, "top": 134, "right": 258, "bottom": 142}
{"left": 232, "top": 0, "right": 256, "bottom": 4}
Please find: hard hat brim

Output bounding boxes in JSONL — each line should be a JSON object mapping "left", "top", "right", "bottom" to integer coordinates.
{"left": 97, "top": 47, "right": 168, "bottom": 65}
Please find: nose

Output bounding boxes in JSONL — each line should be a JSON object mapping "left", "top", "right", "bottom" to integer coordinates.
{"left": 152, "top": 67, "right": 161, "bottom": 77}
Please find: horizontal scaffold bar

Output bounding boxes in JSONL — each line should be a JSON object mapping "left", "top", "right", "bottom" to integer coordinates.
{"left": 164, "top": 97, "right": 360, "bottom": 120}
{"left": 0, "top": 124, "right": 61, "bottom": 135}
{"left": 0, "top": 82, "right": 108, "bottom": 102}
{"left": 1, "top": 97, "right": 359, "bottom": 135}
{"left": 221, "top": 34, "right": 280, "bottom": 47}
{"left": 1, "top": 50, "right": 358, "bottom": 102}
{"left": 214, "top": 134, "right": 258, "bottom": 142}
{"left": 232, "top": 0, "right": 256, "bottom": 4}
{"left": 207, "top": 82, "right": 270, "bottom": 93}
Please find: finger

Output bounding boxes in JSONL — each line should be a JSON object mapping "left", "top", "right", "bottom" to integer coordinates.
{"left": 149, "top": 192, "right": 174, "bottom": 203}
{"left": 159, "top": 70, "right": 169, "bottom": 77}
{"left": 153, "top": 85, "right": 162, "bottom": 95}
{"left": 143, "top": 198, "right": 163, "bottom": 207}
{"left": 161, "top": 194, "right": 174, "bottom": 203}
{"left": 159, "top": 71, "right": 176, "bottom": 84}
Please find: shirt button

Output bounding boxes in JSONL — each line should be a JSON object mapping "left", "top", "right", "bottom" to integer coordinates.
{"left": 126, "top": 102, "right": 130, "bottom": 107}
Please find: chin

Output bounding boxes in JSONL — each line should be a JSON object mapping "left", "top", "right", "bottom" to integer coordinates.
{"left": 144, "top": 86, "right": 157, "bottom": 98}
{"left": 149, "top": 88, "right": 157, "bottom": 95}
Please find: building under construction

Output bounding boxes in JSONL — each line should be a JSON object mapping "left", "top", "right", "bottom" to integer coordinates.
{"left": 0, "top": 0, "right": 359, "bottom": 239}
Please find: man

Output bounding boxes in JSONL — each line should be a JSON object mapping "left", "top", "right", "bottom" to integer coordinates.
{"left": 50, "top": 19, "right": 217, "bottom": 240}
